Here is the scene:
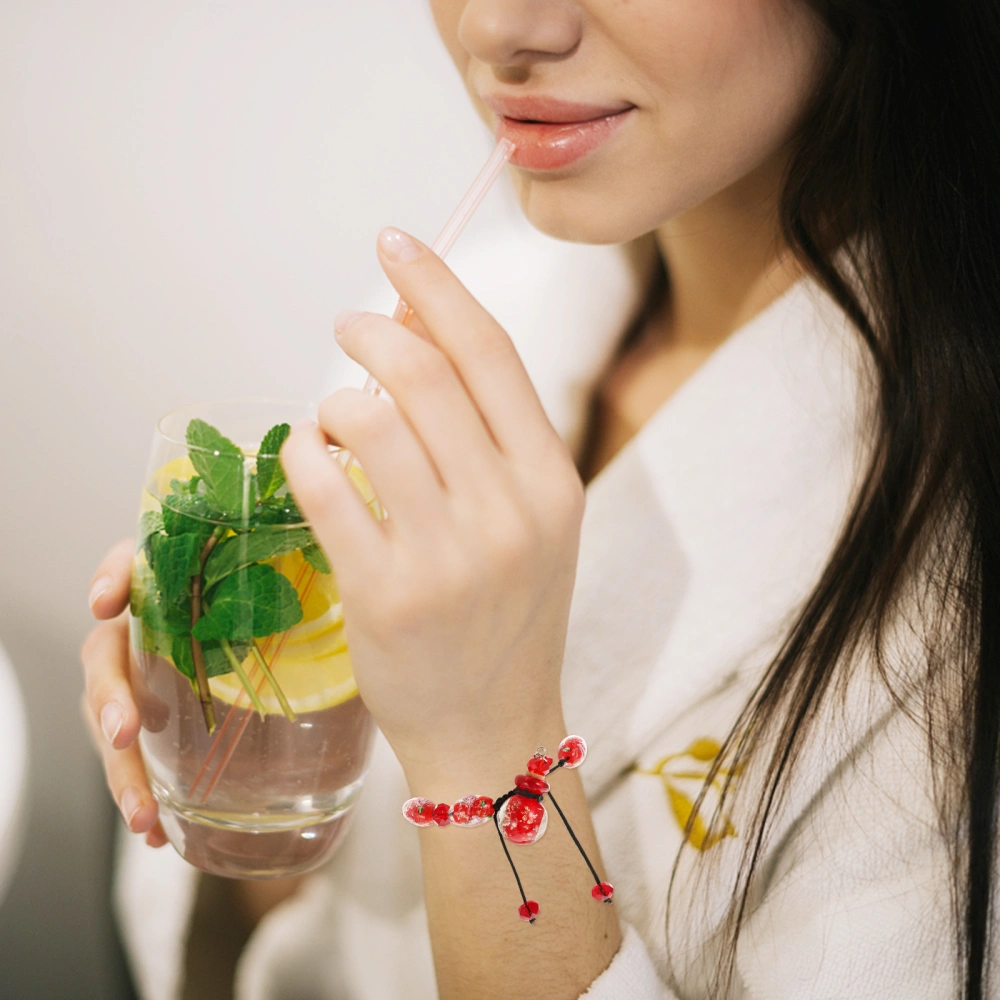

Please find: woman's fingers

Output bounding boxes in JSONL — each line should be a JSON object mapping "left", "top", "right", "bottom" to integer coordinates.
{"left": 281, "top": 423, "right": 388, "bottom": 585}
{"left": 82, "top": 596, "right": 163, "bottom": 840}
{"left": 145, "top": 821, "right": 168, "bottom": 849}
{"left": 332, "top": 312, "right": 504, "bottom": 496}
{"left": 81, "top": 613, "right": 141, "bottom": 751}
{"left": 316, "top": 388, "right": 446, "bottom": 533}
{"left": 375, "top": 228, "right": 557, "bottom": 461}
{"left": 80, "top": 692, "right": 159, "bottom": 834}
{"left": 89, "top": 538, "right": 135, "bottom": 620}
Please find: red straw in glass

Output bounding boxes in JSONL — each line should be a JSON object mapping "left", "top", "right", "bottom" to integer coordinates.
{"left": 187, "top": 557, "right": 312, "bottom": 799}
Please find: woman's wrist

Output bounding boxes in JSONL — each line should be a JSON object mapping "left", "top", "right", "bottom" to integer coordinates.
{"left": 396, "top": 709, "right": 570, "bottom": 802}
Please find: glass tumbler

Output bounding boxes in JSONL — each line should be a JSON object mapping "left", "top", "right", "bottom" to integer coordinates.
{"left": 129, "top": 399, "right": 378, "bottom": 878}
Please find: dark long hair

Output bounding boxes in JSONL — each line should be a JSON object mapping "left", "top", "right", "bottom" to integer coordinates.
{"left": 675, "top": 2, "right": 1000, "bottom": 997}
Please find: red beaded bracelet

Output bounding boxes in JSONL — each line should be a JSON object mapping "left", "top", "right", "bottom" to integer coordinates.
{"left": 403, "top": 735, "right": 614, "bottom": 923}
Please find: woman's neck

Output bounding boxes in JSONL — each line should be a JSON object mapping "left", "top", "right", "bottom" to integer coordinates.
{"left": 578, "top": 152, "right": 803, "bottom": 483}
{"left": 654, "top": 151, "right": 803, "bottom": 351}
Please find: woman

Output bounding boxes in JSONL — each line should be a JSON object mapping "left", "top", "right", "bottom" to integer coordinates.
{"left": 82, "top": 1, "right": 1000, "bottom": 997}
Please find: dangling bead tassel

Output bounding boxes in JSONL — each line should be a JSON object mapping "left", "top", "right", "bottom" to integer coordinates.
{"left": 545, "top": 790, "right": 615, "bottom": 904}
{"left": 492, "top": 802, "right": 539, "bottom": 922}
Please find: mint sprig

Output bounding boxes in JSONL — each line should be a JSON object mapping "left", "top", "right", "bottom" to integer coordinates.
{"left": 133, "top": 418, "right": 333, "bottom": 733}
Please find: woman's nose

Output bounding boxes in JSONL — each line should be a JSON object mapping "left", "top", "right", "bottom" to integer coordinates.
{"left": 458, "top": 0, "right": 582, "bottom": 70}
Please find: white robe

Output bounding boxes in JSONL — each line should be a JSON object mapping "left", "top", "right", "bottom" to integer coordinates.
{"left": 116, "top": 218, "right": 961, "bottom": 999}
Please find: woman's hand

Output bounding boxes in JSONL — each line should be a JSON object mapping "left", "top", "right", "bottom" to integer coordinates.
{"left": 81, "top": 540, "right": 167, "bottom": 847}
{"left": 82, "top": 546, "right": 306, "bottom": 924}
{"left": 281, "top": 227, "right": 586, "bottom": 785}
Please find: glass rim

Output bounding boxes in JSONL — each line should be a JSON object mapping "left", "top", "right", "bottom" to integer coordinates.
{"left": 155, "top": 397, "right": 323, "bottom": 458}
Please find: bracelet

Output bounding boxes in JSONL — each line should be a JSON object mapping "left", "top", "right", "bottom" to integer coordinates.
{"left": 403, "top": 735, "right": 614, "bottom": 923}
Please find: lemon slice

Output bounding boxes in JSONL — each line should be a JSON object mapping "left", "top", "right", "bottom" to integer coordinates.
{"left": 208, "top": 642, "right": 358, "bottom": 714}
{"left": 208, "top": 549, "right": 357, "bottom": 714}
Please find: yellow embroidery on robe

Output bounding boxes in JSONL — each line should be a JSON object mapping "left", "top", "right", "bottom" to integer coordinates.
{"left": 635, "top": 737, "right": 741, "bottom": 851}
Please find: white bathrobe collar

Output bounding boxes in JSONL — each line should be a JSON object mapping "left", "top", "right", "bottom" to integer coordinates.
{"left": 556, "top": 274, "right": 868, "bottom": 797}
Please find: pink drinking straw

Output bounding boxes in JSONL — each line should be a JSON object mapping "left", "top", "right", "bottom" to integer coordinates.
{"left": 360, "top": 136, "right": 515, "bottom": 398}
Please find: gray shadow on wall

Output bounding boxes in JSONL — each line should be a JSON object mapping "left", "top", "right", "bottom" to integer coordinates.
{"left": 0, "top": 610, "right": 137, "bottom": 1000}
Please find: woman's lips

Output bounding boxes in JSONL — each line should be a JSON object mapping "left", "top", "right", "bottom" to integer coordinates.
{"left": 482, "top": 95, "right": 635, "bottom": 172}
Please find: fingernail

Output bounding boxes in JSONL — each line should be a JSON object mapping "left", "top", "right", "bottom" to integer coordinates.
{"left": 100, "top": 702, "right": 124, "bottom": 746}
{"left": 378, "top": 227, "right": 422, "bottom": 263}
{"left": 89, "top": 575, "right": 112, "bottom": 609}
{"left": 120, "top": 787, "right": 142, "bottom": 828}
{"left": 334, "top": 309, "right": 365, "bottom": 336}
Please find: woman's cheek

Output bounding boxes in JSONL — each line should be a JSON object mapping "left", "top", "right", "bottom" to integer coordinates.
{"left": 427, "top": 0, "right": 468, "bottom": 70}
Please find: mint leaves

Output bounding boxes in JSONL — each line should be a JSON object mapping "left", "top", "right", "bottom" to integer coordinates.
{"left": 186, "top": 419, "right": 246, "bottom": 515}
{"left": 302, "top": 543, "right": 331, "bottom": 574}
{"left": 150, "top": 533, "right": 202, "bottom": 606}
{"left": 203, "top": 526, "right": 314, "bottom": 589}
{"left": 137, "top": 511, "right": 165, "bottom": 556}
{"left": 132, "top": 417, "right": 332, "bottom": 733}
{"left": 194, "top": 564, "right": 303, "bottom": 641}
{"left": 256, "top": 423, "right": 290, "bottom": 500}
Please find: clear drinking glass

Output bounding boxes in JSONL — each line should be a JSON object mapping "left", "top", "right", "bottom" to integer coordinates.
{"left": 129, "top": 400, "right": 378, "bottom": 878}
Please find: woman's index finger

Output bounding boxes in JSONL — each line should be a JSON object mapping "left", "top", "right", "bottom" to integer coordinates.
{"left": 375, "top": 228, "right": 558, "bottom": 460}
{"left": 89, "top": 537, "right": 136, "bottom": 619}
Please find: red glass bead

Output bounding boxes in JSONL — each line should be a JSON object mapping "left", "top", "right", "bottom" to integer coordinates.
{"left": 527, "top": 755, "right": 553, "bottom": 775}
{"left": 451, "top": 795, "right": 492, "bottom": 827}
{"left": 471, "top": 795, "right": 495, "bottom": 819}
{"left": 402, "top": 797, "right": 437, "bottom": 827}
{"left": 518, "top": 900, "right": 540, "bottom": 922}
{"left": 557, "top": 735, "right": 588, "bottom": 768}
{"left": 499, "top": 794, "right": 548, "bottom": 844}
{"left": 432, "top": 802, "right": 451, "bottom": 826}
{"left": 591, "top": 882, "right": 614, "bottom": 902}
{"left": 514, "top": 773, "right": 550, "bottom": 795}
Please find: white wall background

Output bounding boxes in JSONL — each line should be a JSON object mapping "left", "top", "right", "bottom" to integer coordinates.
{"left": 0, "top": 4, "right": 513, "bottom": 994}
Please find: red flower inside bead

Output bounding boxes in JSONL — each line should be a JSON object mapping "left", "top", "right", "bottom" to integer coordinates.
{"left": 471, "top": 796, "right": 494, "bottom": 819}
{"left": 557, "top": 735, "right": 588, "bottom": 768}
{"left": 518, "top": 900, "right": 540, "bottom": 922}
{"left": 402, "top": 797, "right": 437, "bottom": 827}
{"left": 452, "top": 795, "right": 492, "bottom": 827}
{"left": 527, "top": 755, "right": 553, "bottom": 776}
{"left": 451, "top": 796, "right": 473, "bottom": 825}
{"left": 592, "top": 882, "right": 614, "bottom": 902}
{"left": 432, "top": 802, "right": 451, "bottom": 826}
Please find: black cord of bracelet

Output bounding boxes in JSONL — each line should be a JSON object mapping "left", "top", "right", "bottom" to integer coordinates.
{"left": 488, "top": 755, "right": 607, "bottom": 920}
{"left": 490, "top": 784, "right": 548, "bottom": 920}
{"left": 545, "top": 790, "right": 607, "bottom": 895}
{"left": 492, "top": 808, "right": 531, "bottom": 917}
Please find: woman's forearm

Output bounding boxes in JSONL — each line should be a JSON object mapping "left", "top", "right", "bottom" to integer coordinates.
{"left": 402, "top": 715, "right": 621, "bottom": 1000}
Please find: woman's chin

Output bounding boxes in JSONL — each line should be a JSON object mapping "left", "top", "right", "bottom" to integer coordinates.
{"left": 511, "top": 173, "right": 662, "bottom": 247}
